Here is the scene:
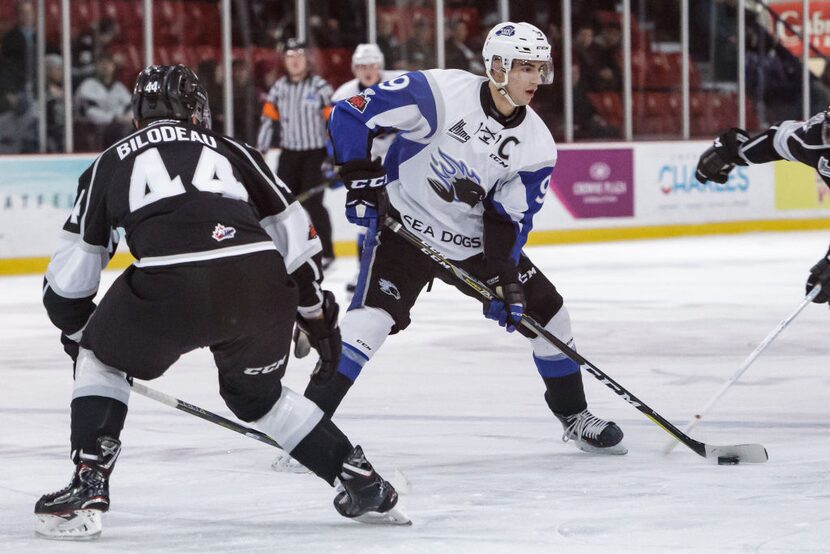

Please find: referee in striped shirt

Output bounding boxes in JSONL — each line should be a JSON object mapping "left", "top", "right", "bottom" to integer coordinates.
{"left": 258, "top": 39, "right": 336, "bottom": 266}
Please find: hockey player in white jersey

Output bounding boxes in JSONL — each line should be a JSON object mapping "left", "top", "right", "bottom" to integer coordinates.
{"left": 331, "top": 43, "right": 403, "bottom": 293}
{"left": 300, "top": 22, "right": 627, "bottom": 455}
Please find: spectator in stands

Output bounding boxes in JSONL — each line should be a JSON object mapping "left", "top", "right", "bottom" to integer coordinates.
{"left": 0, "top": 88, "right": 37, "bottom": 153}
{"left": 45, "top": 54, "right": 65, "bottom": 152}
{"left": 593, "top": 24, "right": 623, "bottom": 92}
{"left": 1, "top": 0, "right": 37, "bottom": 97}
{"left": 72, "top": 17, "right": 120, "bottom": 89}
{"left": 74, "top": 54, "right": 132, "bottom": 151}
{"left": 232, "top": 59, "right": 259, "bottom": 146}
{"left": 402, "top": 17, "right": 435, "bottom": 70}
{"left": 572, "top": 64, "right": 618, "bottom": 139}
{"left": 257, "top": 39, "right": 336, "bottom": 267}
{"left": 573, "top": 26, "right": 610, "bottom": 93}
{"left": 377, "top": 12, "right": 402, "bottom": 69}
{"left": 444, "top": 19, "right": 484, "bottom": 74}
{"left": 308, "top": 14, "right": 342, "bottom": 48}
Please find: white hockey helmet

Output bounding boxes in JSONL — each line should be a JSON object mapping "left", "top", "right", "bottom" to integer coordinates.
{"left": 482, "top": 22, "right": 553, "bottom": 105}
{"left": 352, "top": 43, "right": 385, "bottom": 69}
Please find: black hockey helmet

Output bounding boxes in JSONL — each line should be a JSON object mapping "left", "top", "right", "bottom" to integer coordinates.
{"left": 131, "top": 64, "right": 211, "bottom": 129}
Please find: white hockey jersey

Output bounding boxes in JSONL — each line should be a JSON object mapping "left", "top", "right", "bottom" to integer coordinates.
{"left": 331, "top": 70, "right": 403, "bottom": 162}
{"left": 328, "top": 69, "right": 556, "bottom": 264}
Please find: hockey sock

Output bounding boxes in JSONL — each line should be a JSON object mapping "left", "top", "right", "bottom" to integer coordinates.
{"left": 304, "top": 371, "right": 354, "bottom": 418}
{"left": 356, "top": 232, "right": 365, "bottom": 259}
{"left": 70, "top": 396, "right": 128, "bottom": 458}
{"left": 542, "top": 371, "right": 588, "bottom": 417}
{"left": 290, "top": 417, "right": 354, "bottom": 485}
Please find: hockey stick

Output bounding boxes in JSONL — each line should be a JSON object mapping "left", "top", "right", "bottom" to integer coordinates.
{"left": 663, "top": 284, "right": 821, "bottom": 454}
{"left": 295, "top": 168, "right": 341, "bottom": 203}
{"left": 383, "top": 217, "right": 768, "bottom": 464}
{"left": 130, "top": 381, "right": 282, "bottom": 449}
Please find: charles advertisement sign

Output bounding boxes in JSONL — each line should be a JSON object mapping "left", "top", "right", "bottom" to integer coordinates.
{"left": 551, "top": 149, "right": 634, "bottom": 219}
{"left": 635, "top": 143, "right": 775, "bottom": 222}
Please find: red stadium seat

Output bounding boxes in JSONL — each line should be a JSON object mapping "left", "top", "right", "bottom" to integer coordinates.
{"left": 588, "top": 91, "right": 623, "bottom": 128}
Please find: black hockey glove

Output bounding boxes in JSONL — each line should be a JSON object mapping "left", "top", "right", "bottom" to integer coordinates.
{"left": 483, "top": 271, "right": 526, "bottom": 333}
{"left": 293, "top": 290, "right": 342, "bottom": 384}
{"left": 806, "top": 250, "right": 830, "bottom": 304}
{"left": 341, "top": 158, "right": 388, "bottom": 227}
{"left": 695, "top": 128, "right": 750, "bottom": 184}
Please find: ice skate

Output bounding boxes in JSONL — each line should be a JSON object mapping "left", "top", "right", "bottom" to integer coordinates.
{"left": 34, "top": 437, "right": 121, "bottom": 540}
{"left": 334, "top": 446, "right": 410, "bottom": 525}
{"left": 555, "top": 409, "right": 627, "bottom": 455}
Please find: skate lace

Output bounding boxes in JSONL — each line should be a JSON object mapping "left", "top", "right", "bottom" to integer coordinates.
{"left": 561, "top": 410, "right": 607, "bottom": 443}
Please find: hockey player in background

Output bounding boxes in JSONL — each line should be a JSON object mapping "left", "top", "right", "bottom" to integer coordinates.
{"left": 35, "top": 64, "right": 406, "bottom": 540}
{"left": 300, "top": 22, "right": 627, "bottom": 456}
{"left": 330, "top": 43, "right": 402, "bottom": 293}
{"left": 695, "top": 112, "right": 830, "bottom": 304}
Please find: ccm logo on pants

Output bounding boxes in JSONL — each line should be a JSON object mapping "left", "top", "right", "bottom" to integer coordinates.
{"left": 244, "top": 354, "right": 288, "bottom": 375}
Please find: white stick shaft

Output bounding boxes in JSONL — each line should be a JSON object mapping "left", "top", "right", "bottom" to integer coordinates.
{"left": 664, "top": 285, "right": 820, "bottom": 454}
{"left": 130, "top": 381, "right": 179, "bottom": 409}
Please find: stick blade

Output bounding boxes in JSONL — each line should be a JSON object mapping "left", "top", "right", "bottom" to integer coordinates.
{"left": 704, "top": 444, "right": 768, "bottom": 464}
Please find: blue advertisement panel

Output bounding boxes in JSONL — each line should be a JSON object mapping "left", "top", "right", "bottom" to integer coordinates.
{"left": 0, "top": 155, "right": 94, "bottom": 258}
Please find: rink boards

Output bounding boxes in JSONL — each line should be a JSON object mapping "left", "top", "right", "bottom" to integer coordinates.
{"left": 1, "top": 140, "right": 829, "bottom": 274}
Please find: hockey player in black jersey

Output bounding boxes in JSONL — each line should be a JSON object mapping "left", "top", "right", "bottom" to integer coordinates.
{"left": 695, "top": 111, "right": 830, "bottom": 303}
{"left": 35, "top": 64, "right": 406, "bottom": 540}
{"left": 288, "top": 22, "right": 627, "bottom": 462}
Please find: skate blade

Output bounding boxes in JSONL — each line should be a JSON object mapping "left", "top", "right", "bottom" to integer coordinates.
{"left": 34, "top": 510, "right": 102, "bottom": 540}
{"left": 271, "top": 452, "right": 310, "bottom": 474}
{"left": 573, "top": 440, "right": 628, "bottom": 456}
{"left": 353, "top": 505, "right": 412, "bottom": 526}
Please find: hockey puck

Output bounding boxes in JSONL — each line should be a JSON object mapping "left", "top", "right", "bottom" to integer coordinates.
{"left": 717, "top": 456, "right": 740, "bottom": 465}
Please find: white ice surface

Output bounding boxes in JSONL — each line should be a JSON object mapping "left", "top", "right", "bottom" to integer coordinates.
{"left": 1, "top": 231, "right": 829, "bottom": 553}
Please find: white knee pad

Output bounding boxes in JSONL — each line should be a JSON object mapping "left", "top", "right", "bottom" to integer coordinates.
{"left": 255, "top": 386, "right": 324, "bottom": 452}
{"left": 340, "top": 306, "right": 395, "bottom": 360}
{"left": 530, "top": 305, "right": 577, "bottom": 358}
{"left": 73, "top": 348, "right": 131, "bottom": 405}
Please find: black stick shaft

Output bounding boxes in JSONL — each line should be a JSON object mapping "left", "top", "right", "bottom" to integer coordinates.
{"left": 383, "top": 217, "right": 708, "bottom": 458}
{"left": 130, "top": 381, "right": 282, "bottom": 449}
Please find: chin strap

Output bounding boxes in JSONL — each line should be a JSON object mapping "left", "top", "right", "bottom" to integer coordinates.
{"left": 495, "top": 83, "right": 520, "bottom": 108}
{"left": 487, "top": 66, "right": 520, "bottom": 108}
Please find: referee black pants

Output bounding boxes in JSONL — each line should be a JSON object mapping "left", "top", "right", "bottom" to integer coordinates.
{"left": 277, "top": 147, "right": 334, "bottom": 260}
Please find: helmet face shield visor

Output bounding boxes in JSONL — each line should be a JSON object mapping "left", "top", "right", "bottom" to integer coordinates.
{"left": 511, "top": 59, "right": 555, "bottom": 85}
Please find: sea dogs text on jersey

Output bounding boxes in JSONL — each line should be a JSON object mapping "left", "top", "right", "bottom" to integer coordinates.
{"left": 117, "top": 126, "right": 218, "bottom": 160}
{"left": 402, "top": 214, "right": 482, "bottom": 248}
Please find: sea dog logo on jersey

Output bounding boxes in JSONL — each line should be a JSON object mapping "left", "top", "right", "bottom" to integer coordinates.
{"left": 818, "top": 156, "right": 830, "bottom": 179}
{"left": 211, "top": 223, "right": 236, "bottom": 242}
{"left": 345, "top": 89, "right": 374, "bottom": 113}
{"left": 427, "top": 148, "right": 486, "bottom": 207}
{"left": 378, "top": 278, "right": 401, "bottom": 300}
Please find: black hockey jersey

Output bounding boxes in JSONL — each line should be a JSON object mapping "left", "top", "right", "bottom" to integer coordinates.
{"left": 740, "top": 112, "right": 830, "bottom": 188}
{"left": 44, "top": 119, "right": 323, "bottom": 338}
